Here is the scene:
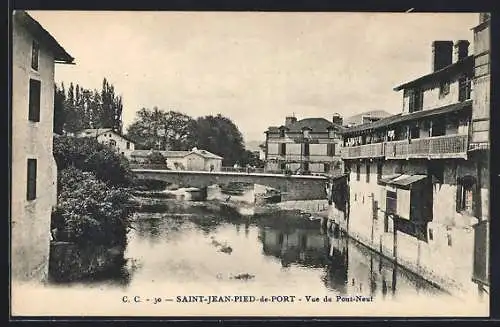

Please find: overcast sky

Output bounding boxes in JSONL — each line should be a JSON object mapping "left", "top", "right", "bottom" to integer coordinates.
{"left": 28, "top": 11, "right": 479, "bottom": 142}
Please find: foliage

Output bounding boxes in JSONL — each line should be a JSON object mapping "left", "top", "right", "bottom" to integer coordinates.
{"left": 52, "top": 167, "right": 133, "bottom": 246}
{"left": 193, "top": 114, "right": 245, "bottom": 166}
{"left": 238, "top": 150, "right": 265, "bottom": 168}
{"left": 147, "top": 151, "right": 167, "bottom": 165}
{"left": 53, "top": 136, "right": 133, "bottom": 187}
{"left": 127, "top": 107, "right": 197, "bottom": 151}
{"left": 54, "top": 78, "right": 124, "bottom": 135}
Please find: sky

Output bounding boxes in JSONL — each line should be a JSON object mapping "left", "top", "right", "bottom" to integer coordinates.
{"left": 28, "top": 11, "right": 479, "bottom": 142}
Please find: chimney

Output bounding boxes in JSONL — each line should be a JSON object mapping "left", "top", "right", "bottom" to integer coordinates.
{"left": 432, "top": 41, "right": 453, "bottom": 72}
{"left": 453, "top": 40, "right": 470, "bottom": 62}
{"left": 285, "top": 116, "right": 297, "bottom": 127}
{"left": 480, "top": 13, "right": 491, "bottom": 23}
{"left": 332, "top": 113, "right": 343, "bottom": 126}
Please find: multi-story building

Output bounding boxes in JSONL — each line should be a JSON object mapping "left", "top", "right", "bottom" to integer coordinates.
{"left": 339, "top": 14, "right": 489, "bottom": 298}
{"left": 75, "top": 128, "right": 136, "bottom": 158}
{"left": 11, "top": 11, "right": 74, "bottom": 282}
{"left": 264, "top": 114, "right": 345, "bottom": 176}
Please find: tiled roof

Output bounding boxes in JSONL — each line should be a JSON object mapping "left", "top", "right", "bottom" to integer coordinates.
{"left": 342, "top": 100, "right": 472, "bottom": 136}
{"left": 266, "top": 118, "right": 346, "bottom": 133}
{"left": 77, "top": 128, "right": 136, "bottom": 143}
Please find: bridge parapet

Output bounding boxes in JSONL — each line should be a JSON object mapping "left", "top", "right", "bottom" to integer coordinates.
{"left": 132, "top": 169, "right": 330, "bottom": 201}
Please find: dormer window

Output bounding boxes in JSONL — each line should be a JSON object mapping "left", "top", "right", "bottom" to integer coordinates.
{"left": 303, "top": 128, "right": 310, "bottom": 139}
{"left": 328, "top": 128, "right": 335, "bottom": 139}
{"left": 279, "top": 128, "right": 285, "bottom": 138}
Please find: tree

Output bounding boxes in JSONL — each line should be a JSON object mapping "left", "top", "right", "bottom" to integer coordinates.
{"left": 193, "top": 114, "right": 245, "bottom": 166}
{"left": 53, "top": 83, "right": 66, "bottom": 135}
{"left": 239, "top": 150, "right": 265, "bottom": 168}
{"left": 127, "top": 107, "right": 197, "bottom": 151}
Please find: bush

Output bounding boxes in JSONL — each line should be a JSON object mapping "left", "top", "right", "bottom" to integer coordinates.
{"left": 53, "top": 136, "right": 133, "bottom": 187}
{"left": 147, "top": 151, "right": 167, "bottom": 165}
{"left": 52, "top": 167, "right": 133, "bottom": 246}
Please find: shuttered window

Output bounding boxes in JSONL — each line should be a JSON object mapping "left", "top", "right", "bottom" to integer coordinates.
{"left": 31, "top": 40, "right": 39, "bottom": 71}
{"left": 26, "top": 159, "right": 37, "bottom": 201}
{"left": 28, "top": 79, "right": 41, "bottom": 122}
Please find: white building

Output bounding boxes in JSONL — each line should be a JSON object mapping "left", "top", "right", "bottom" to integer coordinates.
{"left": 130, "top": 148, "right": 223, "bottom": 171}
{"left": 76, "top": 128, "right": 136, "bottom": 158}
{"left": 11, "top": 11, "right": 74, "bottom": 282}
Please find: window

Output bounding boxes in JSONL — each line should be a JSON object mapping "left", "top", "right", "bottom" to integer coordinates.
{"left": 279, "top": 129, "right": 285, "bottom": 138}
{"left": 26, "top": 159, "right": 37, "bottom": 201}
{"left": 356, "top": 164, "right": 360, "bottom": 181}
{"left": 386, "top": 190, "right": 397, "bottom": 215}
{"left": 280, "top": 162, "right": 286, "bottom": 170}
{"left": 126, "top": 141, "right": 131, "bottom": 150}
{"left": 327, "top": 143, "right": 335, "bottom": 156}
{"left": 109, "top": 139, "right": 117, "bottom": 147}
{"left": 366, "top": 163, "right": 370, "bottom": 183}
{"left": 458, "top": 76, "right": 471, "bottom": 102}
{"left": 456, "top": 176, "right": 476, "bottom": 215}
{"left": 410, "top": 125, "right": 420, "bottom": 139}
{"left": 303, "top": 129, "right": 310, "bottom": 139}
{"left": 428, "top": 228, "right": 434, "bottom": 241}
{"left": 328, "top": 129, "right": 336, "bottom": 139}
{"left": 303, "top": 143, "right": 310, "bottom": 156}
{"left": 428, "top": 161, "right": 444, "bottom": 184}
{"left": 279, "top": 143, "right": 286, "bottom": 155}
{"left": 28, "top": 79, "right": 41, "bottom": 122}
{"left": 377, "top": 162, "right": 383, "bottom": 181}
{"left": 439, "top": 80, "right": 450, "bottom": 98}
{"left": 447, "top": 234, "right": 453, "bottom": 247}
{"left": 324, "top": 163, "right": 331, "bottom": 173}
{"left": 408, "top": 88, "right": 423, "bottom": 113}
{"left": 31, "top": 40, "right": 39, "bottom": 71}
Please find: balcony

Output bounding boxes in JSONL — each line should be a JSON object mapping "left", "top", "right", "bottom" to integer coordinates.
{"left": 341, "top": 142, "right": 385, "bottom": 159}
{"left": 342, "top": 134, "right": 468, "bottom": 160}
{"left": 385, "top": 134, "right": 468, "bottom": 159}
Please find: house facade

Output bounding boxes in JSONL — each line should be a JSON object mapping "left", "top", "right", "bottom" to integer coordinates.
{"left": 264, "top": 114, "right": 345, "bottom": 176}
{"left": 76, "top": 128, "right": 136, "bottom": 158}
{"left": 11, "top": 11, "right": 74, "bottom": 282}
{"left": 130, "top": 148, "right": 223, "bottom": 171}
{"left": 339, "top": 14, "right": 489, "bottom": 297}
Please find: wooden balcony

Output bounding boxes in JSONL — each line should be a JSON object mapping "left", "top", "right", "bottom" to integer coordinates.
{"left": 341, "top": 142, "right": 385, "bottom": 159}
{"left": 385, "top": 134, "right": 468, "bottom": 159}
{"left": 341, "top": 134, "right": 469, "bottom": 160}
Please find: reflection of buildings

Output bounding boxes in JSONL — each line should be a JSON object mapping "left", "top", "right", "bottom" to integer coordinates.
{"left": 259, "top": 227, "right": 330, "bottom": 268}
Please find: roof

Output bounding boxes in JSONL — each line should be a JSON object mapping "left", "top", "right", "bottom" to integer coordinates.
{"left": 393, "top": 55, "right": 473, "bottom": 91}
{"left": 379, "top": 174, "right": 428, "bottom": 189}
{"left": 130, "top": 149, "right": 222, "bottom": 160}
{"left": 266, "top": 118, "right": 346, "bottom": 133}
{"left": 344, "top": 110, "right": 393, "bottom": 126}
{"left": 13, "top": 11, "right": 74, "bottom": 64}
{"left": 342, "top": 100, "right": 472, "bottom": 136}
{"left": 77, "top": 128, "right": 136, "bottom": 143}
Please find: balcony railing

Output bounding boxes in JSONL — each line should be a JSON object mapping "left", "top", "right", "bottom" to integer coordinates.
{"left": 342, "top": 134, "right": 469, "bottom": 160}
{"left": 341, "top": 142, "right": 385, "bottom": 159}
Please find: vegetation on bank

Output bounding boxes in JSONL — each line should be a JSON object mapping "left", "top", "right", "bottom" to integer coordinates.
{"left": 51, "top": 136, "right": 134, "bottom": 246}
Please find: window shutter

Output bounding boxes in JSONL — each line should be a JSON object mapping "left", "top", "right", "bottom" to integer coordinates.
{"left": 456, "top": 178, "right": 462, "bottom": 212}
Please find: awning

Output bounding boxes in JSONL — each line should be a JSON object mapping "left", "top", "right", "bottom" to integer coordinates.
{"left": 378, "top": 174, "right": 428, "bottom": 189}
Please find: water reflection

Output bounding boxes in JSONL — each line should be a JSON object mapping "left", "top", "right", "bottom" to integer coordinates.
{"left": 49, "top": 204, "right": 445, "bottom": 300}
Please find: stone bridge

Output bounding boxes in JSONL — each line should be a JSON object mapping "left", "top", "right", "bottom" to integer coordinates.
{"left": 132, "top": 169, "right": 330, "bottom": 201}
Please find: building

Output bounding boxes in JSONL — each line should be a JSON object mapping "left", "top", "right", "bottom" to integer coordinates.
{"left": 344, "top": 110, "right": 393, "bottom": 127}
{"left": 258, "top": 142, "right": 266, "bottom": 161}
{"left": 130, "top": 148, "right": 223, "bottom": 171}
{"left": 339, "top": 15, "right": 489, "bottom": 297}
{"left": 264, "top": 114, "right": 345, "bottom": 175}
{"left": 76, "top": 128, "right": 136, "bottom": 158}
{"left": 11, "top": 11, "right": 74, "bottom": 282}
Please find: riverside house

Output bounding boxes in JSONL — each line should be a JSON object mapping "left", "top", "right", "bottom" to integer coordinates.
{"left": 75, "top": 128, "right": 136, "bottom": 158}
{"left": 340, "top": 13, "right": 490, "bottom": 297}
{"left": 264, "top": 114, "right": 345, "bottom": 176}
{"left": 11, "top": 10, "right": 74, "bottom": 282}
{"left": 130, "top": 148, "right": 223, "bottom": 172}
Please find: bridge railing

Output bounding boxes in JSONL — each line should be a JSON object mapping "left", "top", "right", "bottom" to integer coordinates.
{"left": 221, "top": 167, "right": 267, "bottom": 173}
